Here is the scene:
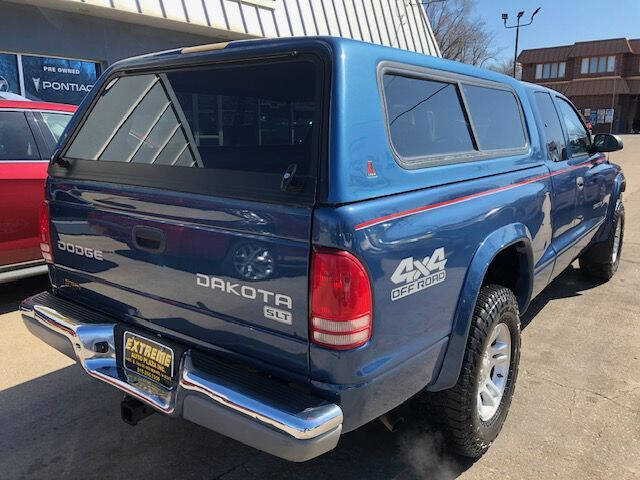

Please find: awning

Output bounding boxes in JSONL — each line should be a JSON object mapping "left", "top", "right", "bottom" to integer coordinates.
{"left": 562, "top": 78, "right": 630, "bottom": 96}
{"left": 518, "top": 46, "right": 572, "bottom": 64}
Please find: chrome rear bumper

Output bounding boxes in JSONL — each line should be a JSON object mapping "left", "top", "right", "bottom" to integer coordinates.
{"left": 20, "top": 291, "right": 343, "bottom": 461}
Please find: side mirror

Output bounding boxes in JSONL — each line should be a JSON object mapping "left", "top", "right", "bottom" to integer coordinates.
{"left": 592, "top": 133, "right": 624, "bottom": 153}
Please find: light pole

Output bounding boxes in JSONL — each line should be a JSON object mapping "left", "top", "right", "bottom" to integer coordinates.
{"left": 502, "top": 8, "right": 540, "bottom": 78}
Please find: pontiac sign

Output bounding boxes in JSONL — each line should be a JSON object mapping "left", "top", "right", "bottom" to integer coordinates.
{"left": 22, "top": 55, "right": 99, "bottom": 105}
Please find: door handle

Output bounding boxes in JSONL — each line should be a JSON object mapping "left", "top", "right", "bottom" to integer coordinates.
{"left": 132, "top": 226, "right": 166, "bottom": 253}
{"left": 576, "top": 177, "right": 585, "bottom": 190}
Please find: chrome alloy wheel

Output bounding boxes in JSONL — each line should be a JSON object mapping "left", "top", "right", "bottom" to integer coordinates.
{"left": 477, "top": 323, "right": 511, "bottom": 421}
{"left": 612, "top": 218, "right": 622, "bottom": 264}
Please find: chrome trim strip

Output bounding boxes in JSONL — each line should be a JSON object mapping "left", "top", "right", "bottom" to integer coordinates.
{"left": 0, "top": 160, "right": 50, "bottom": 164}
{"left": 0, "top": 264, "right": 48, "bottom": 284}
{"left": 0, "top": 258, "right": 45, "bottom": 272}
{"left": 0, "top": 109, "right": 73, "bottom": 114}
{"left": 20, "top": 298, "right": 342, "bottom": 440}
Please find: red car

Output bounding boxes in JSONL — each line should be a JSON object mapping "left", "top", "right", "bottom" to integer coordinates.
{"left": 0, "top": 100, "right": 76, "bottom": 283}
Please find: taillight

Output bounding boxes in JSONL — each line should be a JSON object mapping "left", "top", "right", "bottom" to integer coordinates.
{"left": 310, "top": 248, "right": 372, "bottom": 350}
{"left": 39, "top": 200, "right": 53, "bottom": 263}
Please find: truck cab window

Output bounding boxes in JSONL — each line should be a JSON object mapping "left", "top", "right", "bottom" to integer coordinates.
{"left": 534, "top": 92, "right": 566, "bottom": 162}
{"left": 556, "top": 98, "right": 589, "bottom": 156}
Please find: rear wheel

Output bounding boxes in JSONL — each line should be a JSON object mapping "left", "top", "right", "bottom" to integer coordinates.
{"left": 580, "top": 202, "right": 624, "bottom": 280}
{"left": 421, "top": 284, "right": 521, "bottom": 458}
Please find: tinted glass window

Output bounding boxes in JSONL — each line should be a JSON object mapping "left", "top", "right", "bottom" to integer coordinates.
{"left": 64, "top": 60, "right": 320, "bottom": 203}
{"left": 556, "top": 98, "right": 589, "bottom": 156}
{"left": 0, "top": 111, "right": 39, "bottom": 160}
{"left": 461, "top": 85, "right": 526, "bottom": 151}
{"left": 534, "top": 92, "right": 566, "bottom": 162}
{"left": 41, "top": 112, "right": 72, "bottom": 142}
{"left": 383, "top": 74, "right": 474, "bottom": 158}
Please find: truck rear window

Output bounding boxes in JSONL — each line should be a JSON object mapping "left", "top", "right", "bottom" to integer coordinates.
{"left": 62, "top": 58, "right": 322, "bottom": 204}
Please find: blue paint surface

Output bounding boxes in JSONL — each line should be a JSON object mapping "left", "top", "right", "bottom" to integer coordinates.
{"left": 47, "top": 37, "right": 623, "bottom": 430}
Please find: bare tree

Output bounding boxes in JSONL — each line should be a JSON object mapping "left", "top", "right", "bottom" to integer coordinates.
{"left": 423, "top": 0, "right": 500, "bottom": 66}
{"left": 486, "top": 58, "right": 515, "bottom": 76}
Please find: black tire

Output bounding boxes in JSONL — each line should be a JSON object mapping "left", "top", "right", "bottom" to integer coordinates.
{"left": 579, "top": 202, "right": 624, "bottom": 280}
{"left": 421, "top": 284, "right": 521, "bottom": 458}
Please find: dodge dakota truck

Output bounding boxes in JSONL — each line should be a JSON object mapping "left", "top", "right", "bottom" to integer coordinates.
{"left": 21, "top": 37, "right": 625, "bottom": 461}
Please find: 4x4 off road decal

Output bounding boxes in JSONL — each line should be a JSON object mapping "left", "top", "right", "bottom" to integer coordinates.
{"left": 390, "top": 247, "right": 447, "bottom": 301}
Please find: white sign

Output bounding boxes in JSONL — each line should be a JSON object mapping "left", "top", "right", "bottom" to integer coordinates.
{"left": 605, "top": 108, "right": 614, "bottom": 123}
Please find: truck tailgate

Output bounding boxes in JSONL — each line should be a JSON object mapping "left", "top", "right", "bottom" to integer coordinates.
{"left": 46, "top": 52, "right": 327, "bottom": 375}
{"left": 49, "top": 180, "right": 312, "bottom": 374}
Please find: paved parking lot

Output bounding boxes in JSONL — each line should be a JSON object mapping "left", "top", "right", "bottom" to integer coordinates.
{"left": 2, "top": 137, "right": 640, "bottom": 479}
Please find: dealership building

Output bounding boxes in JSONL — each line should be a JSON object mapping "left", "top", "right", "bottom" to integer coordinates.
{"left": 519, "top": 37, "right": 640, "bottom": 134}
{"left": 0, "top": 0, "right": 439, "bottom": 105}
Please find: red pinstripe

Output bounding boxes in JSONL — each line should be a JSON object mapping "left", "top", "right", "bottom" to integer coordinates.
{"left": 354, "top": 159, "right": 603, "bottom": 231}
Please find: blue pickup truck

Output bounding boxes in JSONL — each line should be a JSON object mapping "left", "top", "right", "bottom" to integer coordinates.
{"left": 22, "top": 37, "right": 625, "bottom": 461}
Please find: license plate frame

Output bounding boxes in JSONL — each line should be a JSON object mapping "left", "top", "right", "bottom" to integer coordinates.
{"left": 122, "top": 330, "right": 175, "bottom": 389}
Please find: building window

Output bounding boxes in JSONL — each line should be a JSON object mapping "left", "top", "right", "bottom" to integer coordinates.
{"left": 581, "top": 58, "right": 589, "bottom": 74}
{"left": 0, "top": 52, "right": 20, "bottom": 95}
{"left": 535, "top": 62, "right": 566, "bottom": 80}
{"left": 582, "top": 56, "right": 615, "bottom": 75}
{"left": 598, "top": 56, "right": 607, "bottom": 72}
{"left": 558, "top": 62, "right": 566, "bottom": 77}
